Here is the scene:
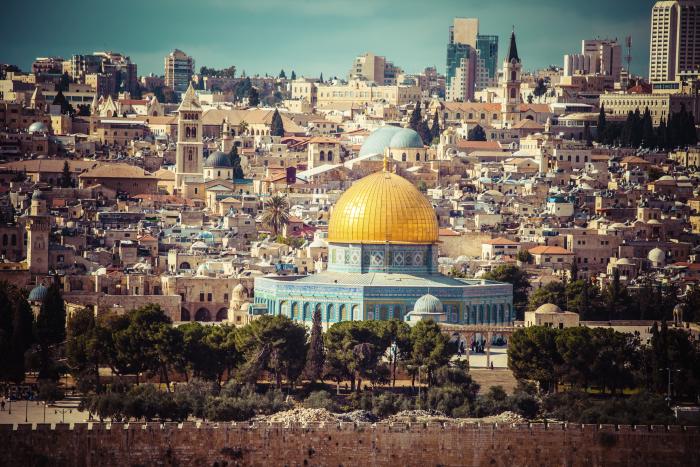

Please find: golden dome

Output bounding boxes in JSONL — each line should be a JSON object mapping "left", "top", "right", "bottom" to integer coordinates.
{"left": 328, "top": 171, "right": 438, "bottom": 244}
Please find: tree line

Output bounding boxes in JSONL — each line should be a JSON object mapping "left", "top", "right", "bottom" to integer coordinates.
{"left": 597, "top": 104, "right": 697, "bottom": 149}
{"left": 508, "top": 321, "right": 700, "bottom": 402}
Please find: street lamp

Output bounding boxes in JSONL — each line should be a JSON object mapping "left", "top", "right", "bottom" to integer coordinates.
{"left": 661, "top": 368, "right": 682, "bottom": 406}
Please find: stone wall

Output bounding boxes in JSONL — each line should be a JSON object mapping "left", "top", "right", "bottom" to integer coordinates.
{"left": 0, "top": 422, "right": 697, "bottom": 467}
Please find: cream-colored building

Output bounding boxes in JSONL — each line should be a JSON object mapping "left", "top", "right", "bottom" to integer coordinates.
{"left": 599, "top": 91, "right": 697, "bottom": 125}
{"left": 524, "top": 303, "right": 580, "bottom": 329}
{"left": 649, "top": 0, "right": 700, "bottom": 83}
{"left": 316, "top": 79, "right": 421, "bottom": 107}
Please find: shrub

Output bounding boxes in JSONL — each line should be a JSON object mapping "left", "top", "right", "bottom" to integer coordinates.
{"left": 426, "top": 385, "right": 469, "bottom": 417}
{"left": 303, "top": 391, "right": 337, "bottom": 411}
{"left": 37, "top": 380, "right": 65, "bottom": 402}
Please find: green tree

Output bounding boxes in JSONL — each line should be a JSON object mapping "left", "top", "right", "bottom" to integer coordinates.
{"left": 0, "top": 282, "right": 34, "bottom": 384}
{"left": 235, "top": 315, "right": 307, "bottom": 388}
{"left": 409, "top": 101, "right": 422, "bottom": 131}
{"left": 228, "top": 145, "right": 245, "bottom": 179}
{"left": 407, "top": 320, "right": 454, "bottom": 387}
{"left": 641, "top": 107, "right": 656, "bottom": 148}
{"left": 247, "top": 86, "right": 260, "bottom": 106}
{"left": 107, "top": 304, "right": 180, "bottom": 387}
{"left": 260, "top": 194, "right": 290, "bottom": 236}
{"left": 60, "top": 160, "right": 72, "bottom": 188}
{"left": 467, "top": 124, "right": 486, "bottom": 141}
{"left": 527, "top": 282, "right": 566, "bottom": 311}
{"left": 290, "top": 70, "right": 297, "bottom": 80}
{"left": 34, "top": 283, "right": 66, "bottom": 380}
{"left": 278, "top": 69, "right": 286, "bottom": 79}
{"left": 270, "top": 109, "right": 285, "bottom": 137}
{"left": 596, "top": 105, "right": 607, "bottom": 143}
{"left": 508, "top": 326, "right": 560, "bottom": 393}
{"left": 554, "top": 327, "right": 596, "bottom": 389}
{"left": 303, "top": 308, "right": 325, "bottom": 384}
{"left": 416, "top": 120, "right": 432, "bottom": 145}
{"left": 430, "top": 109, "right": 441, "bottom": 142}
{"left": 66, "top": 308, "right": 102, "bottom": 392}
{"left": 482, "top": 265, "right": 530, "bottom": 319}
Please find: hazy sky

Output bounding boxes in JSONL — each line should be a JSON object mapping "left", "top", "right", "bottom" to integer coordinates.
{"left": 1, "top": 0, "right": 655, "bottom": 78}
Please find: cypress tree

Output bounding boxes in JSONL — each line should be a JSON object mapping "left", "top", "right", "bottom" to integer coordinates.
{"left": 35, "top": 283, "right": 66, "bottom": 380}
{"left": 656, "top": 118, "right": 667, "bottom": 150}
{"left": 409, "top": 101, "right": 422, "bottom": 131}
{"left": 430, "top": 109, "right": 441, "bottom": 142}
{"left": 270, "top": 109, "right": 285, "bottom": 137}
{"left": 641, "top": 108, "right": 655, "bottom": 148}
{"left": 597, "top": 104, "right": 607, "bottom": 143}
{"left": 303, "top": 308, "right": 325, "bottom": 384}
{"left": 228, "top": 145, "right": 244, "bottom": 179}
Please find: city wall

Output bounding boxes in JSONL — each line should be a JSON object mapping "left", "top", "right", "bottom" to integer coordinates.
{"left": 0, "top": 421, "right": 698, "bottom": 467}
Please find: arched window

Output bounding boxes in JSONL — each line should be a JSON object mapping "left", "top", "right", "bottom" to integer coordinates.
{"left": 401, "top": 153, "right": 406, "bottom": 161}
{"left": 319, "top": 150, "right": 325, "bottom": 161}
{"left": 327, "top": 151, "right": 333, "bottom": 161}
{"left": 511, "top": 70, "right": 517, "bottom": 81}
{"left": 2, "top": 234, "right": 7, "bottom": 246}
{"left": 303, "top": 303, "right": 311, "bottom": 321}
{"left": 11, "top": 234, "right": 16, "bottom": 246}
{"left": 185, "top": 127, "right": 191, "bottom": 138}
{"left": 339, "top": 304, "right": 348, "bottom": 321}
{"left": 510, "top": 88, "right": 516, "bottom": 99}
{"left": 327, "top": 304, "right": 334, "bottom": 322}
{"left": 351, "top": 305, "right": 359, "bottom": 321}
{"left": 192, "top": 127, "right": 196, "bottom": 138}
{"left": 292, "top": 302, "right": 299, "bottom": 319}
{"left": 215, "top": 308, "right": 228, "bottom": 321}
{"left": 415, "top": 154, "right": 420, "bottom": 161}
{"left": 195, "top": 308, "right": 211, "bottom": 322}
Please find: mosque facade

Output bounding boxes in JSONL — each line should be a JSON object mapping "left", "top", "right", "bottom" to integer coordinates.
{"left": 254, "top": 142, "right": 514, "bottom": 326}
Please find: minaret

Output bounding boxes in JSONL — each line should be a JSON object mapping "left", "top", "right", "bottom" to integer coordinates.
{"left": 27, "top": 190, "right": 49, "bottom": 275}
{"left": 30, "top": 87, "right": 46, "bottom": 112}
{"left": 175, "top": 83, "right": 204, "bottom": 192}
{"left": 501, "top": 28, "right": 522, "bottom": 126}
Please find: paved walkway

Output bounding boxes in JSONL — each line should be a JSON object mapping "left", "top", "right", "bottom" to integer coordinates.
{"left": 0, "top": 397, "right": 88, "bottom": 425}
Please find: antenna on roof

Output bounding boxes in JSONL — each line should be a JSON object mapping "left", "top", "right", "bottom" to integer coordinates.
{"left": 625, "top": 36, "right": 632, "bottom": 74}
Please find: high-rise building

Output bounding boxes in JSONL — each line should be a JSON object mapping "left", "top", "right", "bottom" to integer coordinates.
{"left": 68, "top": 52, "right": 138, "bottom": 96}
{"left": 476, "top": 35, "right": 499, "bottom": 89}
{"left": 165, "top": 49, "right": 195, "bottom": 92}
{"left": 348, "top": 52, "right": 402, "bottom": 85}
{"left": 649, "top": 0, "right": 700, "bottom": 83}
{"left": 447, "top": 18, "right": 498, "bottom": 98}
{"left": 564, "top": 39, "right": 622, "bottom": 80}
{"left": 446, "top": 43, "right": 477, "bottom": 101}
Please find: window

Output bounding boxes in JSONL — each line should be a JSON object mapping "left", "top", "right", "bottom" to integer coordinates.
{"left": 207, "top": 293, "right": 212, "bottom": 302}
{"left": 200, "top": 293, "right": 205, "bottom": 302}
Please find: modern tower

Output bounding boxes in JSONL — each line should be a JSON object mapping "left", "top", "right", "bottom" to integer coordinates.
{"left": 165, "top": 49, "right": 195, "bottom": 92}
{"left": 649, "top": 0, "right": 700, "bottom": 83}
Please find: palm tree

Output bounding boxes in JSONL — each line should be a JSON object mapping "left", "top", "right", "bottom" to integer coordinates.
{"left": 261, "top": 194, "right": 290, "bottom": 236}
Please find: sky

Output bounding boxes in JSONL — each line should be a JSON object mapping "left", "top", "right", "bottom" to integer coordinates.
{"left": 1, "top": 0, "right": 655, "bottom": 79}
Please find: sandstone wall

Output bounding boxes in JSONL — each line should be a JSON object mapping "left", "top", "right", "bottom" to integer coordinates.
{"left": 0, "top": 421, "right": 697, "bottom": 467}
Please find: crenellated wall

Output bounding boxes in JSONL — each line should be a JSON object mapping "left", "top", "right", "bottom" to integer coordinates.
{"left": 0, "top": 421, "right": 698, "bottom": 467}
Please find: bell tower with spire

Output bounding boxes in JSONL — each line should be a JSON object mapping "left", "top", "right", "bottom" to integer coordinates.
{"left": 501, "top": 28, "right": 522, "bottom": 126}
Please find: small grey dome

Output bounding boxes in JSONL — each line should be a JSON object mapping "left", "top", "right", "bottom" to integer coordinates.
{"left": 28, "top": 122, "right": 49, "bottom": 134}
{"left": 648, "top": 247, "right": 665, "bottom": 264}
{"left": 204, "top": 151, "right": 232, "bottom": 168}
{"left": 413, "top": 294, "right": 443, "bottom": 314}
{"left": 28, "top": 284, "right": 49, "bottom": 302}
{"left": 31, "top": 189, "right": 45, "bottom": 201}
{"left": 535, "top": 303, "right": 562, "bottom": 314}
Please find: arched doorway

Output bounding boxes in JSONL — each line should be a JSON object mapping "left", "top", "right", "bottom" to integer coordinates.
{"left": 215, "top": 308, "right": 228, "bottom": 321}
{"left": 179, "top": 262, "right": 191, "bottom": 270}
{"left": 195, "top": 308, "right": 211, "bottom": 322}
{"left": 180, "top": 308, "right": 190, "bottom": 321}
